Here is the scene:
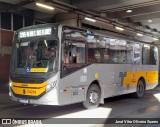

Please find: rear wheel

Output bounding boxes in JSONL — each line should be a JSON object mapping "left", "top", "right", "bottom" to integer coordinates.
{"left": 132, "top": 80, "right": 145, "bottom": 98}
{"left": 82, "top": 84, "right": 101, "bottom": 109}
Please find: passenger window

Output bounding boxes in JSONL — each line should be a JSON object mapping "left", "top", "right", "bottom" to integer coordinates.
{"left": 133, "top": 43, "right": 141, "bottom": 64}
{"left": 142, "top": 44, "right": 150, "bottom": 65}
{"left": 88, "top": 37, "right": 133, "bottom": 64}
{"left": 126, "top": 41, "right": 134, "bottom": 64}
{"left": 64, "top": 41, "right": 85, "bottom": 64}
{"left": 88, "top": 36, "right": 100, "bottom": 63}
{"left": 62, "top": 28, "right": 86, "bottom": 76}
{"left": 150, "top": 46, "right": 158, "bottom": 65}
{"left": 62, "top": 40, "right": 86, "bottom": 76}
{"left": 107, "top": 38, "right": 125, "bottom": 63}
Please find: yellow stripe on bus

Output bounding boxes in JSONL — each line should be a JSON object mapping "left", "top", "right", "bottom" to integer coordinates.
{"left": 11, "top": 81, "right": 46, "bottom": 87}
{"left": 123, "top": 71, "right": 158, "bottom": 87}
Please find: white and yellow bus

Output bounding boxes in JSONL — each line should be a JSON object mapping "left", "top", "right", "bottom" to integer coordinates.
{"left": 9, "top": 23, "right": 159, "bottom": 109}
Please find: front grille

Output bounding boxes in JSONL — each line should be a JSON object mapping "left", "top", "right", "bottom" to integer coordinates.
{"left": 11, "top": 77, "right": 45, "bottom": 84}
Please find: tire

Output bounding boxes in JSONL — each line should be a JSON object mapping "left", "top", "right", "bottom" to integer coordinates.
{"left": 82, "top": 84, "right": 101, "bottom": 109}
{"left": 132, "top": 80, "right": 145, "bottom": 98}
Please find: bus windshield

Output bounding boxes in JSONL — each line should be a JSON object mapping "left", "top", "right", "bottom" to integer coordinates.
{"left": 13, "top": 39, "right": 58, "bottom": 74}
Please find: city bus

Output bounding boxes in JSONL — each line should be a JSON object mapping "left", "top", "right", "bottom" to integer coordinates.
{"left": 9, "top": 23, "right": 159, "bottom": 109}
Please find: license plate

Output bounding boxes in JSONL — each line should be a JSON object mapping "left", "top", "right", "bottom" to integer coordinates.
{"left": 19, "top": 98, "right": 28, "bottom": 103}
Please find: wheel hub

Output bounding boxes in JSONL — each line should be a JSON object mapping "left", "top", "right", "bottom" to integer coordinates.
{"left": 89, "top": 90, "right": 99, "bottom": 104}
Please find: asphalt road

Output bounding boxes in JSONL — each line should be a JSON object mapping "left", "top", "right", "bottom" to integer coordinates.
{"left": 0, "top": 86, "right": 160, "bottom": 127}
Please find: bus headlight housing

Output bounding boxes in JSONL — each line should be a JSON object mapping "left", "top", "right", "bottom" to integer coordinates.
{"left": 46, "top": 81, "right": 57, "bottom": 91}
{"left": 9, "top": 81, "right": 12, "bottom": 87}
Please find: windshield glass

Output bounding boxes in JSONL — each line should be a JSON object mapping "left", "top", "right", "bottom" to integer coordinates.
{"left": 14, "top": 39, "right": 58, "bottom": 74}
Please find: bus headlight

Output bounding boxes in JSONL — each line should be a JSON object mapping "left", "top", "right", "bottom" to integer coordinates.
{"left": 46, "top": 81, "right": 57, "bottom": 91}
{"left": 9, "top": 81, "right": 12, "bottom": 87}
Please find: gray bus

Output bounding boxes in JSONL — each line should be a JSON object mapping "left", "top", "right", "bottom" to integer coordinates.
{"left": 9, "top": 23, "right": 159, "bottom": 109}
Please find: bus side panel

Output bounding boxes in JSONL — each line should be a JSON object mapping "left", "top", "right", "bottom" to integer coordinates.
{"left": 58, "top": 64, "right": 127, "bottom": 105}
{"left": 59, "top": 69, "right": 87, "bottom": 105}
{"left": 58, "top": 64, "right": 158, "bottom": 105}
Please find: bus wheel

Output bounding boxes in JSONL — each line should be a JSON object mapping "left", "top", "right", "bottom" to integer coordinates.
{"left": 82, "top": 84, "right": 101, "bottom": 109}
{"left": 132, "top": 80, "right": 145, "bottom": 98}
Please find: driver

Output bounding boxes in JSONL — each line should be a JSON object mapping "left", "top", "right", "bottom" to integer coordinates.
{"left": 47, "top": 47, "right": 57, "bottom": 71}
{"left": 49, "top": 47, "right": 56, "bottom": 58}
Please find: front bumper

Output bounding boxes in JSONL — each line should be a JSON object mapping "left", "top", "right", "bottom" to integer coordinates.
{"left": 9, "top": 87, "right": 59, "bottom": 105}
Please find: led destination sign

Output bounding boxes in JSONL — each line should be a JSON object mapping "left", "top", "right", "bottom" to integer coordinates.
{"left": 19, "top": 28, "right": 52, "bottom": 38}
